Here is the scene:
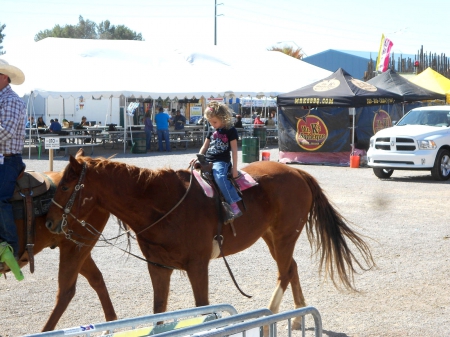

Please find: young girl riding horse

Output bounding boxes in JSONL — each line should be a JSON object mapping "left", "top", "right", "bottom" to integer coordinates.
{"left": 198, "top": 102, "right": 242, "bottom": 219}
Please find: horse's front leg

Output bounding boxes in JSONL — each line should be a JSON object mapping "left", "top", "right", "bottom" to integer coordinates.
{"left": 78, "top": 255, "right": 117, "bottom": 322}
{"left": 148, "top": 264, "right": 174, "bottom": 314}
{"left": 186, "top": 259, "right": 210, "bottom": 307}
{"left": 41, "top": 249, "right": 90, "bottom": 331}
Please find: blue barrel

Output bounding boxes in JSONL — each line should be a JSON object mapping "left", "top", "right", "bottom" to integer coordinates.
{"left": 242, "top": 137, "right": 259, "bottom": 163}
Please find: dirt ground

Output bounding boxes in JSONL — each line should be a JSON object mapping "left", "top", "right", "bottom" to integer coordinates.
{"left": 1, "top": 147, "right": 449, "bottom": 336}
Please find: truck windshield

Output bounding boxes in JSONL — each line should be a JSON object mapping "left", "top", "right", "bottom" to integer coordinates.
{"left": 397, "top": 110, "right": 450, "bottom": 127}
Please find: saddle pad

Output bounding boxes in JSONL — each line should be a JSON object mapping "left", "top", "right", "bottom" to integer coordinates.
{"left": 235, "top": 171, "right": 258, "bottom": 191}
{"left": 193, "top": 169, "right": 214, "bottom": 198}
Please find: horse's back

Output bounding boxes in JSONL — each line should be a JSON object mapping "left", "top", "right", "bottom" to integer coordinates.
{"left": 242, "top": 161, "right": 313, "bottom": 202}
{"left": 240, "top": 161, "right": 313, "bottom": 226}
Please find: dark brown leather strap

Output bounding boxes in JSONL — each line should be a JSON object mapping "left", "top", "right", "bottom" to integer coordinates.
{"left": 25, "top": 193, "right": 35, "bottom": 273}
{"left": 19, "top": 173, "right": 35, "bottom": 274}
{"left": 213, "top": 186, "right": 251, "bottom": 298}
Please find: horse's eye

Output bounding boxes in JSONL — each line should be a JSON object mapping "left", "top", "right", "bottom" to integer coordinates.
{"left": 61, "top": 186, "right": 69, "bottom": 191}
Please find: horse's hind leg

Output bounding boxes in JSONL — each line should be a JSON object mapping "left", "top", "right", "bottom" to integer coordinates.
{"left": 288, "top": 259, "right": 307, "bottom": 329}
{"left": 263, "top": 235, "right": 306, "bottom": 329}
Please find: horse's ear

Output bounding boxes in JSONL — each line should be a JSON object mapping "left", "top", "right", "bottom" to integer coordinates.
{"left": 68, "top": 155, "right": 83, "bottom": 175}
{"left": 75, "top": 148, "right": 85, "bottom": 158}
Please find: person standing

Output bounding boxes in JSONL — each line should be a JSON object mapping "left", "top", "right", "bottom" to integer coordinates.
{"left": 144, "top": 111, "right": 154, "bottom": 152}
{"left": 0, "top": 59, "right": 27, "bottom": 266}
{"left": 155, "top": 107, "right": 171, "bottom": 152}
{"left": 173, "top": 109, "right": 186, "bottom": 130}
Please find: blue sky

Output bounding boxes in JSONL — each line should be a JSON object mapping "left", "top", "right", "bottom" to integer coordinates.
{"left": 2, "top": 0, "right": 450, "bottom": 58}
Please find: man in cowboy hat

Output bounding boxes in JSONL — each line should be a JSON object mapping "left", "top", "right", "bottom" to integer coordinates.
{"left": 0, "top": 58, "right": 27, "bottom": 276}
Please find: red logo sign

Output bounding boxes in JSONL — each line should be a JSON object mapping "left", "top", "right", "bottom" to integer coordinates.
{"left": 296, "top": 115, "right": 328, "bottom": 151}
{"left": 373, "top": 110, "right": 392, "bottom": 134}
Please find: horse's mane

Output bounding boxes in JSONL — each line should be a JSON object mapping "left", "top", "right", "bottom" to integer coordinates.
{"left": 78, "top": 155, "right": 187, "bottom": 190}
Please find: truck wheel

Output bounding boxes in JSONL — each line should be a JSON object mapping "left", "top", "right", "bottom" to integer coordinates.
{"left": 431, "top": 149, "right": 450, "bottom": 181}
{"left": 373, "top": 168, "right": 394, "bottom": 179}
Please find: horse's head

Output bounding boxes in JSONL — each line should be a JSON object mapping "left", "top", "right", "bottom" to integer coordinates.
{"left": 45, "top": 149, "right": 98, "bottom": 234}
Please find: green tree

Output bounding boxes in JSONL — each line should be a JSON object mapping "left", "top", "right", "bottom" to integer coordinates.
{"left": 98, "top": 20, "right": 142, "bottom": 40}
{"left": 34, "top": 16, "right": 143, "bottom": 41}
{"left": 0, "top": 23, "right": 6, "bottom": 55}
{"left": 267, "top": 45, "right": 303, "bottom": 60}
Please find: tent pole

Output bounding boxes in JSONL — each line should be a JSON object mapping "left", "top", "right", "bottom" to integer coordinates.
{"left": 350, "top": 107, "right": 355, "bottom": 154}
{"left": 124, "top": 97, "right": 127, "bottom": 154}
{"left": 26, "top": 93, "right": 32, "bottom": 159}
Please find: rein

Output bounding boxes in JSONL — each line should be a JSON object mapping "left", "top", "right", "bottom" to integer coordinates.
{"left": 134, "top": 165, "right": 195, "bottom": 236}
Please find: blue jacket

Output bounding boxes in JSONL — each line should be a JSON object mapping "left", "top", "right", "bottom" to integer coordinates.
{"left": 155, "top": 112, "right": 171, "bottom": 130}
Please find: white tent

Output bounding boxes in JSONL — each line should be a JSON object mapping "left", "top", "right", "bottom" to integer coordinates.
{"left": 8, "top": 38, "right": 331, "bottom": 99}
{"left": 5, "top": 38, "right": 332, "bottom": 153}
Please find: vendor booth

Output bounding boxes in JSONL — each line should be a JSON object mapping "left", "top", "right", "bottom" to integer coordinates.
{"left": 277, "top": 68, "right": 404, "bottom": 165}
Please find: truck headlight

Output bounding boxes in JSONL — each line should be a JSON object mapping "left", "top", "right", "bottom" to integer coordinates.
{"left": 369, "top": 138, "right": 374, "bottom": 148}
{"left": 417, "top": 140, "right": 437, "bottom": 149}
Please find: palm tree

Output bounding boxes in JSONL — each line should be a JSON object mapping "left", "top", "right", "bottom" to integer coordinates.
{"left": 267, "top": 45, "right": 304, "bottom": 60}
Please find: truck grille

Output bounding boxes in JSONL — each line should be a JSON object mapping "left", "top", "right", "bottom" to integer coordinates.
{"left": 374, "top": 137, "right": 416, "bottom": 151}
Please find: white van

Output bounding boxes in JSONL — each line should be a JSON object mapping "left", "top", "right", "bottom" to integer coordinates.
{"left": 367, "top": 105, "right": 450, "bottom": 181}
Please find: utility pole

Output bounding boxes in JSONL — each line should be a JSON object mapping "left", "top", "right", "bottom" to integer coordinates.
{"left": 214, "top": 0, "right": 223, "bottom": 45}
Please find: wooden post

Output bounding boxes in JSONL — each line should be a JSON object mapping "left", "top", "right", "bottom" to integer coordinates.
{"left": 49, "top": 149, "right": 54, "bottom": 171}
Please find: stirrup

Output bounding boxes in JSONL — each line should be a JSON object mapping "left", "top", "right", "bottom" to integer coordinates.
{"left": 0, "top": 242, "right": 24, "bottom": 281}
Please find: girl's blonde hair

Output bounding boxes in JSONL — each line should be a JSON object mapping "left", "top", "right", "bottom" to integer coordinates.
{"left": 204, "top": 101, "right": 233, "bottom": 128}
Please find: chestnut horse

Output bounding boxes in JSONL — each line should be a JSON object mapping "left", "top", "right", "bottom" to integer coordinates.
{"left": 45, "top": 150, "right": 375, "bottom": 329}
{"left": 6, "top": 170, "right": 117, "bottom": 332}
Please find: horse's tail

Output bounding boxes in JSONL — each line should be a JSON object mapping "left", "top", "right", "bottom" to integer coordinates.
{"left": 297, "top": 169, "right": 376, "bottom": 291}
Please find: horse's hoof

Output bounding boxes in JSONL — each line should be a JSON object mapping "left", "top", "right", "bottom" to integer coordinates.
{"left": 291, "top": 318, "right": 303, "bottom": 330}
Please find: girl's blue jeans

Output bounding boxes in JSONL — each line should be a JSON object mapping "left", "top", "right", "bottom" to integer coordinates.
{"left": 212, "top": 161, "right": 241, "bottom": 205}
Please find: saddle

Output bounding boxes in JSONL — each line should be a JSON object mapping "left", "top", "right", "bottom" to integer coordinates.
{"left": 192, "top": 154, "right": 258, "bottom": 235}
{"left": 11, "top": 171, "right": 51, "bottom": 201}
{"left": 8, "top": 171, "right": 55, "bottom": 274}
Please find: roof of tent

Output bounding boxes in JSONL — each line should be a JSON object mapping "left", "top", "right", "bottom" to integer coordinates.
{"left": 277, "top": 68, "right": 403, "bottom": 107}
{"left": 3, "top": 38, "right": 332, "bottom": 100}
{"left": 409, "top": 67, "right": 450, "bottom": 95}
{"left": 367, "top": 69, "right": 445, "bottom": 101}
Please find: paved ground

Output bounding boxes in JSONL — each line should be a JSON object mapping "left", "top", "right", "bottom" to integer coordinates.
{"left": 2, "top": 142, "right": 450, "bottom": 336}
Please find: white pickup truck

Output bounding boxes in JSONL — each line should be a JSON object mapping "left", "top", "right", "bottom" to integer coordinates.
{"left": 367, "top": 105, "right": 450, "bottom": 181}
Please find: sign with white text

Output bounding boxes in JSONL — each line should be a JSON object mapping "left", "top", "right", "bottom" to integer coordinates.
{"left": 45, "top": 137, "right": 60, "bottom": 149}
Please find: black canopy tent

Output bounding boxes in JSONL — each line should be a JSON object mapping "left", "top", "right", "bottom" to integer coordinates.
{"left": 367, "top": 69, "right": 445, "bottom": 116}
{"left": 277, "top": 68, "right": 403, "bottom": 108}
{"left": 277, "top": 68, "right": 403, "bottom": 164}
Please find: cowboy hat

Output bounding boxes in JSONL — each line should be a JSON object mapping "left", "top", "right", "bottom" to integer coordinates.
{"left": 0, "top": 58, "right": 25, "bottom": 85}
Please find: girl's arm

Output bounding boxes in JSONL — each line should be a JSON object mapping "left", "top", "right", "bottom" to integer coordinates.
{"left": 230, "top": 139, "right": 238, "bottom": 178}
{"left": 199, "top": 138, "right": 210, "bottom": 155}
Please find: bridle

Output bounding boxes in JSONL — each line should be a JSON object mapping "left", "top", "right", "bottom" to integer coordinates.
{"left": 51, "top": 162, "right": 89, "bottom": 241}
